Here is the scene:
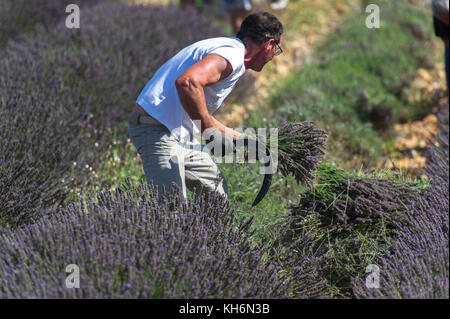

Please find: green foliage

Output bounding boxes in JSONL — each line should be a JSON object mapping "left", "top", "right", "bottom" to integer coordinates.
{"left": 248, "top": 0, "right": 435, "bottom": 169}
{"left": 218, "top": 162, "right": 302, "bottom": 246}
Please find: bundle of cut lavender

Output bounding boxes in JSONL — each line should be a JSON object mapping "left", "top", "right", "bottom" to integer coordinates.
{"left": 274, "top": 121, "right": 328, "bottom": 189}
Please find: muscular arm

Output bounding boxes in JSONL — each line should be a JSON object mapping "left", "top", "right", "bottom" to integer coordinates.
{"left": 175, "top": 54, "right": 242, "bottom": 139}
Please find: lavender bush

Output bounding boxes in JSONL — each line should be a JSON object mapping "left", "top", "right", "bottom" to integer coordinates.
{"left": 1, "top": 2, "right": 224, "bottom": 227}
{"left": 352, "top": 109, "right": 449, "bottom": 299}
{"left": 0, "top": 100, "right": 94, "bottom": 227}
{"left": 0, "top": 180, "right": 298, "bottom": 298}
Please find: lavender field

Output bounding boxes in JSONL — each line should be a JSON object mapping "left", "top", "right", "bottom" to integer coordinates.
{"left": 0, "top": 0, "right": 448, "bottom": 299}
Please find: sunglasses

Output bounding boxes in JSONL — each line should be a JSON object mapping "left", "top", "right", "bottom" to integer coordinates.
{"left": 271, "top": 41, "right": 283, "bottom": 56}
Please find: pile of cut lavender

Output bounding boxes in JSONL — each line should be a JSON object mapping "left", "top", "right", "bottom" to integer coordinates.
{"left": 289, "top": 164, "right": 421, "bottom": 228}
{"left": 275, "top": 121, "right": 328, "bottom": 188}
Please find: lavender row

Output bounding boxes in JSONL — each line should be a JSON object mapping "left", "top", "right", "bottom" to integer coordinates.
{"left": 352, "top": 109, "right": 449, "bottom": 299}
{"left": 0, "top": 2, "right": 224, "bottom": 227}
{"left": 0, "top": 182, "right": 299, "bottom": 298}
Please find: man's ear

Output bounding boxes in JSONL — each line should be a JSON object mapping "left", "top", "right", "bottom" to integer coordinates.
{"left": 265, "top": 39, "right": 275, "bottom": 53}
{"left": 260, "top": 41, "right": 269, "bottom": 54}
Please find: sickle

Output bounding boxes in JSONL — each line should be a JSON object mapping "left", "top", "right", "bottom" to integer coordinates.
{"left": 235, "top": 137, "right": 274, "bottom": 207}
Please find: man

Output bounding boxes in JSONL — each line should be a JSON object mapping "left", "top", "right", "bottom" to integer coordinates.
{"left": 127, "top": 12, "right": 283, "bottom": 200}
{"left": 432, "top": 0, "right": 449, "bottom": 90}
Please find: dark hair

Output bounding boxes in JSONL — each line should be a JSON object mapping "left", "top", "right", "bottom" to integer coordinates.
{"left": 237, "top": 12, "right": 283, "bottom": 45}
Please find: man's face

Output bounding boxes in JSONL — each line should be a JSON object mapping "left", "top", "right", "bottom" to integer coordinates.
{"left": 253, "top": 38, "right": 283, "bottom": 72}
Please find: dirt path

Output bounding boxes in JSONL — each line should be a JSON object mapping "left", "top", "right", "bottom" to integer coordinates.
{"left": 376, "top": 49, "right": 448, "bottom": 175}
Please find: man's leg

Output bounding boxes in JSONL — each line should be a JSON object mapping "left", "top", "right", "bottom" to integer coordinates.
{"left": 128, "top": 123, "right": 187, "bottom": 199}
{"left": 183, "top": 143, "right": 229, "bottom": 200}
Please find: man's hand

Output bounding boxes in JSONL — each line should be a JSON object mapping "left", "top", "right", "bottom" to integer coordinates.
{"left": 202, "top": 127, "right": 235, "bottom": 157}
{"left": 235, "top": 133, "right": 268, "bottom": 162}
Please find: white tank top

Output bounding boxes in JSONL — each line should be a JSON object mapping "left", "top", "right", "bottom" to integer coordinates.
{"left": 136, "top": 37, "right": 246, "bottom": 143}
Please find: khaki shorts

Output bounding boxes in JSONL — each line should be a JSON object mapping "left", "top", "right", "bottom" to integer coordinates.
{"left": 127, "top": 116, "right": 228, "bottom": 201}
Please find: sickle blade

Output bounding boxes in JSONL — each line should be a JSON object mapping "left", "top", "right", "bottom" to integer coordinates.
{"left": 240, "top": 138, "right": 274, "bottom": 208}
{"left": 251, "top": 167, "right": 273, "bottom": 207}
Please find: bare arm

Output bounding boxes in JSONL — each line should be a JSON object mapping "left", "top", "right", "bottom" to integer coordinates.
{"left": 175, "top": 54, "right": 242, "bottom": 139}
